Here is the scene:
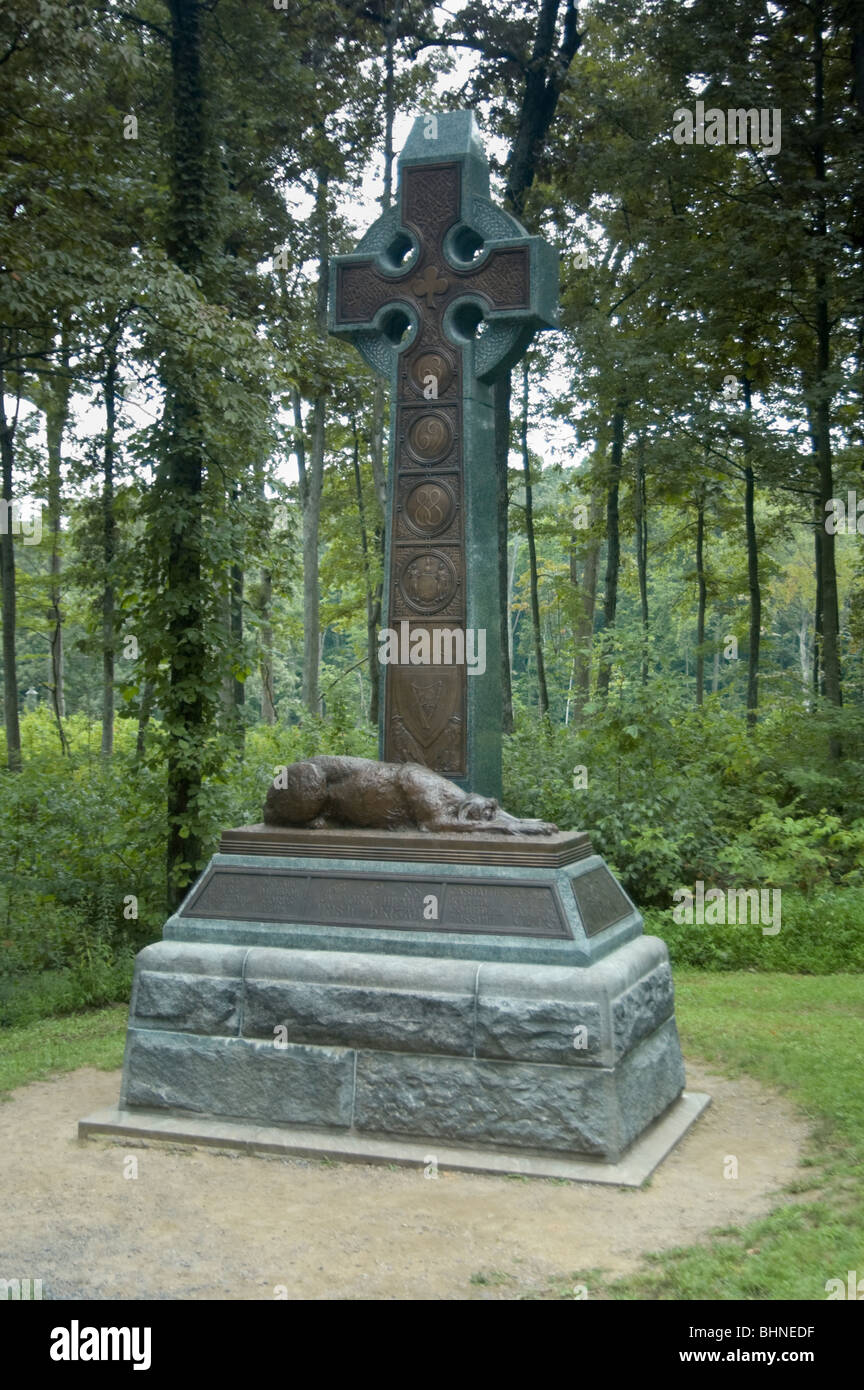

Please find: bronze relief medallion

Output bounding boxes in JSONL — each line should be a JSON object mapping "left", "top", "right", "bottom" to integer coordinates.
{"left": 397, "top": 549, "right": 459, "bottom": 614}
{"left": 410, "top": 350, "right": 455, "bottom": 398}
{"left": 403, "top": 479, "right": 457, "bottom": 538}
{"left": 406, "top": 410, "right": 454, "bottom": 464}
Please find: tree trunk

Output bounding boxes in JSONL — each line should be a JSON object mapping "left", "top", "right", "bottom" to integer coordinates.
{"left": 299, "top": 170, "right": 329, "bottom": 718}
{"left": 101, "top": 327, "right": 118, "bottom": 756}
{"left": 810, "top": 5, "right": 843, "bottom": 716}
{"left": 0, "top": 359, "right": 22, "bottom": 771}
{"left": 570, "top": 496, "right": 600, "bottom": 715}
{"left": 596, "top": 403, "right": 625, "bottom": 698}
{"left": 381, "top": 0, "right": 401, "bottom": 211}
{"left": 520, "top": 364, "right": 548, "bottom": 714}
{"left": 695, "top": 492, "right": 706, "bottom": 707}
{"left": 507, "top": 537, "right": 520, "bottom": 676}
{"left": 259, "top": 568, "right": 276, "bottom": 724}
{"left": 494, "top": 374, "right": 514, "bottom": 731}
{"left": 742, "top": 381, "right": 761, "bottom": 728}
{"left": 798, "top": 612, "right": 809, "bottom": 696}
{"left": 352, "top": 420, "right": 379, "bottom": 725}
{"left": 162, "top": 0, "right": 213, "bottom": 906}
{"left": 44, "top": 333, "right": 70, "bottom": 727}
{"left": 231, "top": 543, "right": 245, "bottom": 750}
{"left": 812, "top": 491, "right": 824, "bottom": 696}
{"left": 634, "top": 433, "right": 649, "bottom": 685}
{"left": 494, "top": 0, "right": 583, "bottom": 731}
{"left": 136, "top": 679, "right": 155, "bottom": 761}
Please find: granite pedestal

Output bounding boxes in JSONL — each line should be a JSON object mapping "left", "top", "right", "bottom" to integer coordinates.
{"left": 82, "top": 829, "right": 705, "bottom": 1181}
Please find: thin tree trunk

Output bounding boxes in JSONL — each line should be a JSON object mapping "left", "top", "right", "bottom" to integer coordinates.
{"left": 352, "top": 420, "right": 379, "bottom": 725}
{"left": 812, "top": 493, "right": 824, "bottom": 695}
{"left": 742, "top": 379, "right": 761, "bottom": 728}
{"left": 0, "top": 358, "right": 22, "bottom": 771}
{"left": 507, "top": 537, "right": 520, "bottom": 675}
{"left": 597, "top": 403, "right": 625, "bottom": 698}
{"left": 381, "top": 0, "right": 400, "bottom": 212}
{"left": 493, "top": 1, "right": 583, "bottom": 730}
{"left": 695, "top": 491, "right": 706, "bottom": 707}
{"left": 810, "top": 5, "right": 843, "bottom": 719}
{"left": 136, "top": 679, "right": 155, "bottom": 761}
{"left": 101, "top": 326, "right": 118, "bottom": 756}
{"left": 259, "top": 568, "right": 276, "bottom": 724}
{"left": 495, "top": 374, "right": 514, "bottom": 731}
{"left": 231, "top": 542, "right": 244, "bottom": 750}
{"left": 798, "top": 613, "right": 809, "bottom": 696}
{"left": 299, "top": 170, "right": 328, "bottom": 718}
{"left": 634, "top": 433, "right": 649, "bottom": 685}
{"left": 570, "top": 496, "right": 600, "bottom": 714}
{"left": 44, "top": 332, "right": 70, "bottom": 727}
{"left": 520, "top": 365, "right": 548, "bottom": 714}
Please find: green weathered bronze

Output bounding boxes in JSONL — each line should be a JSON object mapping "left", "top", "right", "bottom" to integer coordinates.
{"left": 330, "top": 111, "right": 558, "bottom": 799}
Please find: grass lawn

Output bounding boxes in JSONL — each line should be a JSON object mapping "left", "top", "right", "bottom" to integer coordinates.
{"left": 551, "top": 970, "right": 864, "bottom": 1301}
{"left": 1, "top": 972, "right": 861, "bottom": 1300}
{"left": 0, "top": 1005, "right": 127, "bottom": 1096}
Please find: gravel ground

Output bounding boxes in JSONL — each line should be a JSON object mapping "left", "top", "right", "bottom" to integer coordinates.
{"left": 0, "top": 1060, "right": 810, "bottom": 1301}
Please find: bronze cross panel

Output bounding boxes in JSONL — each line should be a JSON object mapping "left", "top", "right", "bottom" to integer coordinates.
{"left": 333, "top": 163, "right": 530, "bottom": 337}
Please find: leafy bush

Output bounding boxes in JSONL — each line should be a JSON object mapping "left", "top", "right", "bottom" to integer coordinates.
{"left": 503, "top": 697, "right": 864, "bottom": 904}
{"left": 645, "top": 888, "right": 864, "bottom": 974}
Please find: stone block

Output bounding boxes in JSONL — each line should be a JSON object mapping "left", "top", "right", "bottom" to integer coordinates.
{"left": 615, "top": 1017, "right": 687, "bottom": 1154}
{"left": 242, "top": 947, "right": 476, "bottom": 1056}
{"left": 473, "top": 995, "right": 604, "bottom": 1066}
{"left": 612, "top": 961, "right": 676, "bottom": 1060}
{"left": 134, "top": 972, "right": 241, "bottom": 1036}
{"left": 121, "top": 1030, "right": 354, "bottom": 1129}
{"left": 353, "top": 1051, "right": 615, "bottom": 1156}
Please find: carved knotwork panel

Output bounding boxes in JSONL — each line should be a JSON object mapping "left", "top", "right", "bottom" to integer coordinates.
{"left": 402, "top": 164, "right": 460, "bottom": 237}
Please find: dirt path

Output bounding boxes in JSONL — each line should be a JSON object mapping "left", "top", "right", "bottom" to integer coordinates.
{"left": 0, "top": 1061, "right": 810, "bottom": 1300}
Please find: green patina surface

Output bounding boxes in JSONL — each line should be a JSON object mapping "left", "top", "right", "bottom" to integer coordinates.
{"left": 330, "top": 111, "right": 558, "bottom": 799}
{"left": 161, "top": 851, "right": 642, "bottom": 966}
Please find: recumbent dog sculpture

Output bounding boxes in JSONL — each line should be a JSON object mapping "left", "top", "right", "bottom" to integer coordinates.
{"left": 264, "top": 756, "right": 557, "bottom": 836}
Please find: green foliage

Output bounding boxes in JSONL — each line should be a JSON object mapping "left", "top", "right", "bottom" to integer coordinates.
{"left": 646, "top": 890, "right": 864, "bottom": 975}
{"left": 504, "top": 697, "right": 864, "bottom": 923}
{"left": 0, "top": 706, "right": 377, "bottom": 1027}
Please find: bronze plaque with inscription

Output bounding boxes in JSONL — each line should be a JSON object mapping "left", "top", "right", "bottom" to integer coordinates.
{"left": 570, "top": 866, "right": 634, "bottom": 937}
{"left": 181, "top": 865, "right": 572, "bottom": 941}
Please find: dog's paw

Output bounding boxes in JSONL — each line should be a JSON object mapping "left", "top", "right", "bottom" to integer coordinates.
{"left": 531, "top": 820, "right": 558, "bottom": 835}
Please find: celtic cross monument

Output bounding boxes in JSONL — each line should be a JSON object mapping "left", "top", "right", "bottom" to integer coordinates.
{"left": 330, "top": 111, "right": 557, "bottom": 798}
{"left": 91, "top": 113, "right": 703, "bottom": 1188}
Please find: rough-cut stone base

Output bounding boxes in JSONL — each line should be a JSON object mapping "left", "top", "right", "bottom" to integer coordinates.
{"left": 117, "top": 934, "right": 687, "bottom": 1164}
{"left": 80, "top": 1091, "right": 711, "bottom": 1188}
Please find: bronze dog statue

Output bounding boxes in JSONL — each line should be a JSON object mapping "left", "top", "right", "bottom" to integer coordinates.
{"left": 264, "top": 756, "right": 557, "bottom": 836}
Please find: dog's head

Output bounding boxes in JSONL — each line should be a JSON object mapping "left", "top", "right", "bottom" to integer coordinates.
{"left": 457, "top": 794, "right": 499, "bottom": 824}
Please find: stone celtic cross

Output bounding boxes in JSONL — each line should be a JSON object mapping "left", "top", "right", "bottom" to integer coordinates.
{"left": 330, "top": 111, "right": 557, "bottom": 798}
